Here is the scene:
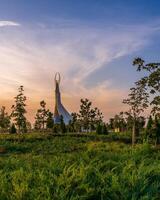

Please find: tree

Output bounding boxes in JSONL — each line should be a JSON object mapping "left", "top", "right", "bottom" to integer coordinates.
{"left": 69, "top": 112, "right": 82, "bottom": 132}
{"left": 52, "top": 124, "right": 59, "bottom": 133}
{"left": 11, "top": 86, "right": 27, "bottom": 133}
{"left": 96, "top": 123, "right": 108, "bottom": 135}
{"left": 102, "top": 124, "right": 108, "bottom": 135}
{"left": 147, "top": 116, "right": 153, "bottom": 131}
{"left": 26, "top": 121, "right": 32, "bottom": 132}
{"left": 34, "top": 111, "right": 42, "bottom": 130}
{"left": 133, "top": 58, "right": 160, "bottom": 115}
{"left": 79, "top": 98, "right": 93, "bottom": 132}
{"left": 108, "top": 118, "right": 114, "bottom": 130}
{"left": 69, "top": 99, "right": 104, "bottom": 133}
{"left": 0, "top": 106, "right": 10, "bottom": 130}
{"left": 96, "top": 123, "right": 102, "bottom": 135}
{"left": 124, "top": 111, "right": 134, "bottom": 132}
{"left": 94, "top": 107, "right": 103, "bottom": 125}
{"left": 154, "top": 116, "right": 160, "bottom": 145}
{"left": 145, "top": 115, "right": 154, "bottom": 140}
{"left": 10, "top": 123, "right": 17, "bottom": 134}
{"left": 136, "top": 116, "right": 146, "bottom": 135}
{"left": 34, "top": 100, "right": 49, "bottom": 131}
{"left": 79, "top": 98, "right": 104, "bottom": 132}
{"left": 60, "top": 115, "right": 66, "bottom": 133}
{"left": 123, "top": 82, "right": 149, "bottom": 145}
{"left": 112, "top": 112, "right": 126, "bottom": 132}
{"left": 67, "top": 113, "right": 77, "bottom": 132}
{"left": 46, "top": 112, "right": 54, "bottom": 129}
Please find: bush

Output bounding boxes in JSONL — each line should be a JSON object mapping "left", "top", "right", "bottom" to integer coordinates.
{"left": 102, "top": 124, "right": 108, "bottom": 135}
{"left": 96, "top": 124, "right": 108, "bottom": 135}
{"left": 10, "top": 124, "right": 17, "bottom": 134}
{"left": 96, "top": 124, "right": 102, "bottom": 135}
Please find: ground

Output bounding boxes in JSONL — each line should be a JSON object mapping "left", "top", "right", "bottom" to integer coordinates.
{"left": 0, "top": 133, "right": 160, "bottom": 200}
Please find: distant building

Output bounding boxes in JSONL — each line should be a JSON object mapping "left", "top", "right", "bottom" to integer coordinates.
{"left": 53, "top": 72, "right": 72, "bottom": 124}
{"left": 114, "top": 128, "right": 120, "bottom": 133}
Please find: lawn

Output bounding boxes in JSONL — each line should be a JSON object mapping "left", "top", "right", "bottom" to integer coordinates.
{"left": 0, "top": 133, "right": 160, "bottom": 200}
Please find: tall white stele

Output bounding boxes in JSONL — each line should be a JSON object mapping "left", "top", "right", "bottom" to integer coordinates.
{"left": 53, "top": 72, "right": 72, "bottom": 124}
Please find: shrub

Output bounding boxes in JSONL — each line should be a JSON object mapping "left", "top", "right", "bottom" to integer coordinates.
{"left": 96, "top": 124, "right": 102, "bottom": 135}
{"left": 102, "top": 124, "right": 108, "bottom": 135}
{"left": 10, "top": 124, "right": 17, "bottom": 134}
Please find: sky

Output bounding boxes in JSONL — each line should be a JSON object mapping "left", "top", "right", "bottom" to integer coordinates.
{"left": 0, "top": 0, "right": 160, "bottom": 122}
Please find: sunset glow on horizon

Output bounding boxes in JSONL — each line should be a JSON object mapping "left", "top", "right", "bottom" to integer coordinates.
{"left": 0, "top": 0, "right": 160, "bottom": 123}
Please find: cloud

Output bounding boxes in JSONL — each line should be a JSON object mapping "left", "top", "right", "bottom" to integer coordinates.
{"left": 0, "top": 19, "right": 159, "bottom": 122}
{"left": 0, "top": 21, "right": 20, "bottom": 27}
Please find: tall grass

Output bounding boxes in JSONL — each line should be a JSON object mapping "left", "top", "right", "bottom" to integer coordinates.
{"left": 0, "top": 133, "right": 159, "bottom": 199}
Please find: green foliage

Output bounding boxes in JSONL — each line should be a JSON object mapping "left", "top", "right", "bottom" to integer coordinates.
{"left": 11, "top": 86, "right": 27, "bottom": 133}
{"left": 102, "top": 124, "right": 108, "bottom": 135}
{"left": 52, "top": 124, "right": 59, "bottom": 133}
{"left": 60, "top": 115, "right": 66, "bottom": 133}
{"left": 145, "top": 116, "right": 153, "bottom": 137}
{"left": 10, "top": 123, "right": 17, "bottom": 134}
{"left": 133, "top": 58, "right": 160, "bottom": 115}
{"left": 0, "top": 134, "right": 159, "bottom": 199}
{"left": 123, "top": 82, "right": 149, "bottom": 145}
{"left": 34, "top": 100, "right": 50, "bottom": 130}
{"left": 144, "top": 115, "right": 160, "bottom": 145}
{"left": 79, "top": 98, "right": 94, "bottom": 131}
{"left": 151, "top": 116, "right": 160, "bottom": 145}
{"left": 96, "top": 123, "right": 102, "bottom": 135}
{"left": 69, "top": 113, "right": 81, "bottom": 132}
{"left": 96, "top": 123, "right": 108, "bottom": 135}
{"left": 71, "top": 98, "right": 104, "bottom": 132}
{"left": 46, "top": 112, "right": 54, "bottom": 129}
{"left": 109, "top": 112, "right": 127, "bottom": 132}
{"left": 0, "top": 106, "right": 10, "bottom": 130}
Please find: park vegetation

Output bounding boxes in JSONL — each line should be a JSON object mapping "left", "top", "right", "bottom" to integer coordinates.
{"left": 0, "top": 58, "right": 160, "bottom": 199}
{"left": 0, "top": 58, "right": 159, "bottom": 146}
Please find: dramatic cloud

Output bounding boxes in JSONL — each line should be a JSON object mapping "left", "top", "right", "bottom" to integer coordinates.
{"left": 0, "top": 21, "right": 20, "bottom": 27}
{"left": 0, "top": 20, "right": 159, "bottom": 122}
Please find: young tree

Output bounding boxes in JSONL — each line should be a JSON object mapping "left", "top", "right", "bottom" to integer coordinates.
{"left": 10, "top": 123, "right": 17, "bottom": 134}
{"left": 123, "top": 82, "right": 149, "bottom": 146}
{"left": 112, "top": 112, "right": 126, "bottom": 132}
{"left": 79, "top": 98, "right": 93, "bottom": 132}
{"left": 34, "top": 112, "right": 41, "bottom": 130}
{"left": 70, "top": 112, "right": 82, "bottom": 132}
{"left": 34, "top": 100, "right": 49, "bottom": 131}
{"left": 79, "top": 98, "right": 104, "bottom": 132}
{"left": 144, "top": 115, "right": 160, "bottom": 145}
{"left": 52, "top": 124, "right": 59, "bottom": 134}
{"left": 60, "top": 115, "right": 66, "bottom": 133}
{"left": 145, "top": 115, "right": 153, "bottom": 140}
{"left": 0, "top": 106, "right": 10, "bottom": 131}
{"left": 46, "top": 112, "right": 54, "bottom": 129}
{"left": 108, "top": 118, "right": 114, "bottom": 130}
{"left": 133, "top": 58, "right": 160, "bottom": 115}
{"left": 147, "top": 116, "right": 153, "bottom": 130}
{"left": 93, "top": 107, "right": 104, "bottom": 128}
{"left": 11, "top": 86, "right": 27, "bottom": 133}
{"left": 136, "top": 116, "right": 146, "bottom": 133}
{"left": 102, "top": 124, "right": 108, "bottom": 135}
{"left": 96, "top": 123, "right": 102, "bottom": 135}
{"left": 26, "top": 121, "right": 32, "bottom": 132}
{"left": 154, "top": 116, "right": 160, "bottom": 145}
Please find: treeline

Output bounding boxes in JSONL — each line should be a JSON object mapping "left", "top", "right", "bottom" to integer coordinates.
{"left": 108, "top": 58, "right": 160, "bottom": 146}
{"left": 0, "top": 89, "right": 107, "bottom": 135}
{"left": 34, "top": 98, "right": 108, "bottom": 134}
{"left": 0, "top": 57, "right": 159, "bottom": 146}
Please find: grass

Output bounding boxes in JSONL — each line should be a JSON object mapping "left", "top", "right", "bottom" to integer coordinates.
{"left": 0, "top": 133, "right": 160, "bottom": 200}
